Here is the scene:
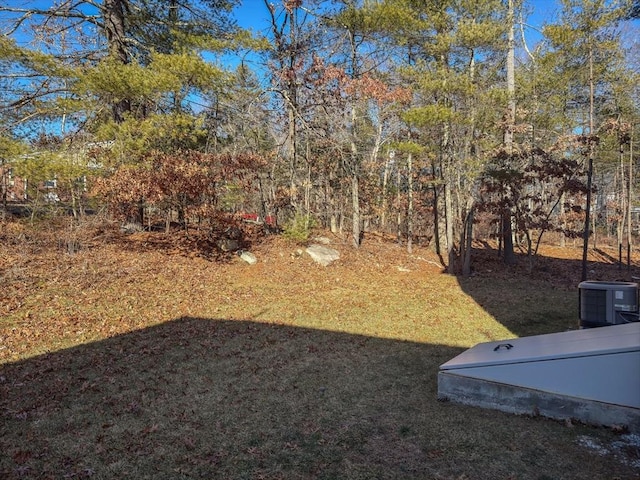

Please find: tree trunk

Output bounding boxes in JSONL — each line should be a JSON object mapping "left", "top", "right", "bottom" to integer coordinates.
{"left": 103, "top": 0, "right": 131, "bottom": 123}
{"left": 502, "top": 211, "right": 516, "bottom": 264}
{"left": 445, "top": 181, "right": 455, "bottom": 274}
{"left": 380, "top": 152, "right": 393, "bottom": 232}
{"left": 328, "top": 170, "right": 338, "bottom": 234}
{"left": 432, "top": 171, "right": 441, "bottom": 257}
{"left": 396, "top": 165, "right": 402, "bottom": 245}
{"left": 352, "top": 172, "right": 361, "bottom": 248}
{"left": 581, "top": 39, "right": 595, "bottom": 282}
{"left": 288, "top": 102, "right": 298, "bottom": 210}
{"left": 1, "top": 162, "right": 7, "bottom": 221}
{"left": 628, "top": 129, "right": 634, "bottom": 265}
{"left": 617, "top": 150, "right": 626, "bottom": 250}
{"left": 462, "top": 205, "right": 474, "bottom": 277}
{"left": 441, "top": 120, "right": 456, "bottom": 273}
{"left": 559, "top": 191, "right": 566, "bottom": 247}
{"left": 407, "top": 152, "right": 413, "bottom": 254}
{"left": 502, "top": 0, "right": 517, "bottom": 265}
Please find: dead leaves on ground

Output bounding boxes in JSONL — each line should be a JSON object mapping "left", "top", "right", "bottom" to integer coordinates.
{"left": 2, "top": 221, "right": 639, "bottom": 364}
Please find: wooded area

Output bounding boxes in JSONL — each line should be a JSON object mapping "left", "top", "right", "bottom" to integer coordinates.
{"left": 1, "top": 0, "right": 638, "bottom": 275}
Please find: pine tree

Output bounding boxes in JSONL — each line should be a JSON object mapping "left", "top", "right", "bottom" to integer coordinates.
{"left": 0, "top": 1, "right": 241, "bottom": 133}
{"left": 542, "top": 0, "right": 631, "bottom": 280}
{"left": 385, "top": 0, "right": 508, "bottom": 272}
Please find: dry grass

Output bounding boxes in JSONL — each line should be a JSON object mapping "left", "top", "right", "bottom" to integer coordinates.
{"left": 1, "top": 218, "right": 639, "bottom": 479}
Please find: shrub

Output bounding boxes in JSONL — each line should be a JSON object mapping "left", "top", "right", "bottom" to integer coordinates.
{"left": 282, "top": 213, "right": 316, "bottom": 242}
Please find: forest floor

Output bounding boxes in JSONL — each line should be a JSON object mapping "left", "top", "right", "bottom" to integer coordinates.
{"left": 1, "top": 218, "right": 639, "bottom": 479}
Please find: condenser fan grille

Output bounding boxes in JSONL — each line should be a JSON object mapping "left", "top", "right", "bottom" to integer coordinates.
{"left": 578, "top": 281, "right": 639, "bottom": 328}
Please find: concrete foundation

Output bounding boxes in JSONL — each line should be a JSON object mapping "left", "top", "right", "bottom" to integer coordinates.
{"left": 438, "top": 323, "right": 640, "bottom": 432}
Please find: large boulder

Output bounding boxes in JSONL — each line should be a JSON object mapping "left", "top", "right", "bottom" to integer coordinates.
{"left": 306, "top": 244, "right": 340, "bottom": 266}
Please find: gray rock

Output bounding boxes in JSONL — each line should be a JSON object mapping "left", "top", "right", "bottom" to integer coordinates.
{"left": 240, "top": 251, "right": 258, "bottom": 265}
{"left": 306, "top": 244, "right": 340, "bottom": 266}
{"left": 121, "top": 222, "right": 143, "bottom": 234}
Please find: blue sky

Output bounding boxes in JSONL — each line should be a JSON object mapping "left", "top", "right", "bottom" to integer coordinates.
{"left": 231, "top": 0, "right": 564, "bottom": 44}
{"left": 224, "top": 0, "right": 567, "bottom": 75}
{"left": 5, "top": 0, "right": 566, "bottom": 50}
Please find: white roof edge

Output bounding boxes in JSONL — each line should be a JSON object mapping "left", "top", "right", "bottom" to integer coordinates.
{"left": 440, "top": 322, "right": 640, "bottom": 370}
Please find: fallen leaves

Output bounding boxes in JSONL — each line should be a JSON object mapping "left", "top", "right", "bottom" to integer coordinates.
{"left": 2, "top": 219, "right": 639, "bottom": 365}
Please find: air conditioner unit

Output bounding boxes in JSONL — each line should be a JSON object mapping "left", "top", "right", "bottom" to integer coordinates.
{"left": 579, "top": 281, "right": 639, "bottom": 328}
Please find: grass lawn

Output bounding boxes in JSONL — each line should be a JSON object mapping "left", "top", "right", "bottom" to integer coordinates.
{"left": 1, "top": 221, "right": 639, "bottom": 479}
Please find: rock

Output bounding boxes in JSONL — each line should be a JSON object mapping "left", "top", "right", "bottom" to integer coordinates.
{"left": 312, "top": 236, "right": 332, "bottom": 245}
{"left": 306, "top": 244, "right": 340, "bottom": 266}
{"left": 240, "top": 251, "right": 257, "bottom": 265}
{"left": 121, "top": 222, "right": 143, "bottom": 234}
{"left": 217, "top": 238, "right": 240, "bottom": 252}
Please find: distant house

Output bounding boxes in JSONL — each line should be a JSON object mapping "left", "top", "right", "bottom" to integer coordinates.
{"left": 0, "top": 165, "right": 28, "bottom": 202}
{"left": 1, "top": 142, "right": 107, "bottom": 206}
{"left": 0, "top": 162, "right": 59, "bottom": 203}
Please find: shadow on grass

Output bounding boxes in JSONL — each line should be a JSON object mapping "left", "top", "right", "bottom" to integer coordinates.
{"left": 457, "top": 245, "right": 640, "bottom": 338}
{"left": 1, "top": 317, "right": 637, "bottom": 480}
